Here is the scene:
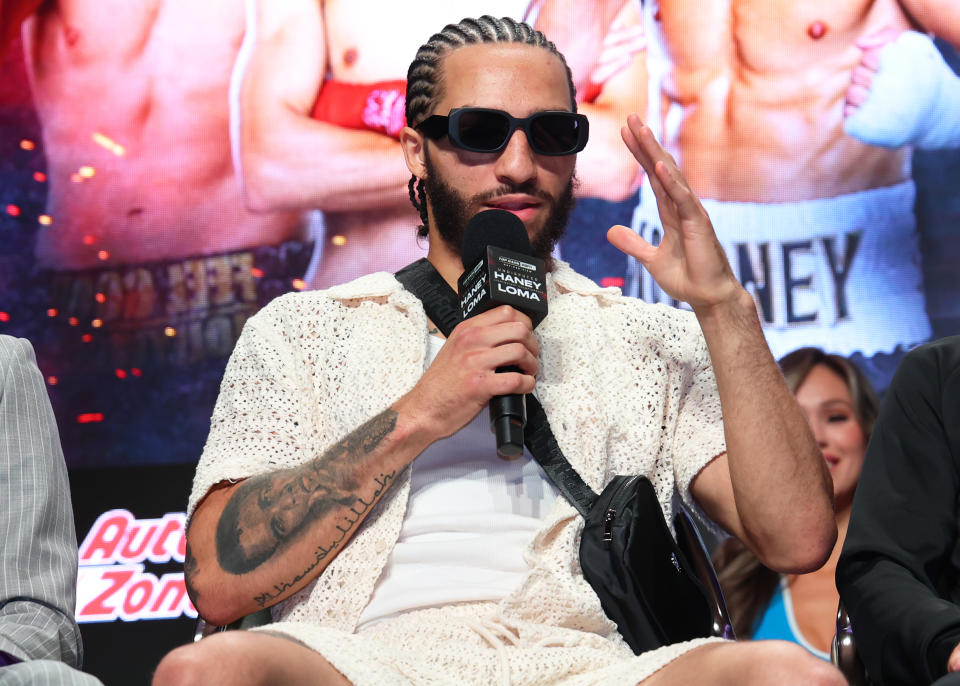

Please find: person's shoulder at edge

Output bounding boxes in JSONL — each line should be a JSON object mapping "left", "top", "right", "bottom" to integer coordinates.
{"left": 0, "top": 333, "right": 37, "bottom": 371}
{"left": 905, "top": 334, "right": 960, "bottom": 368}
{"left": 889, "top": 334, "right": 960, "bottom": 393}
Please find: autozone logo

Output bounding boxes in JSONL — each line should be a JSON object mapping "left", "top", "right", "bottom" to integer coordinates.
{"left": 76, "top": 509, "right": 197, "bottom": 623}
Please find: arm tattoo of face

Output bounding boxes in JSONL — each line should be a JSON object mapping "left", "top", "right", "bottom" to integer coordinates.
{"left": 252, "top": 468, "right": 396, "bottom": 608}
{"left": 215, "top": 409, "right": 398, "bottom": 575}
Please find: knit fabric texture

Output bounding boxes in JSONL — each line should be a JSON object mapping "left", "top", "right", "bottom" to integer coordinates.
{"left": 188, "top": 261, "right": 728, "bottom": 681}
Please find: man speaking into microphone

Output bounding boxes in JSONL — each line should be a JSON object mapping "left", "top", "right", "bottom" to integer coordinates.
{"left": 457, "top": 209, "right": 548, "bottom": 457}
{"left": 159, "top": 15, "right": 841, "bottom": 686}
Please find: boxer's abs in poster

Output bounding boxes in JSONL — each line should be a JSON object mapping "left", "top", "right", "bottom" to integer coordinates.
{"left": 563, "top": 0, "right": 960, "bottom": 391}
{"left": 1, "top": 0, "right": 958, "bottom": 468}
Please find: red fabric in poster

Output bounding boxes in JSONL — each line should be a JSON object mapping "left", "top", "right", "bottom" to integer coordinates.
{"left": 0, "top": 0, "right": 41, "bottom": 59}
{"left": 0, "top": 1, "right": 41, "bottom": 107}
{"left": 311, "top": 78, "right": 407, "bottom": 139}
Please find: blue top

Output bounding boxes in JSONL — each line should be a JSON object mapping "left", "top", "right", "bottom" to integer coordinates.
{"left": 752, "top": 576, "right": 830, "bottom": 661}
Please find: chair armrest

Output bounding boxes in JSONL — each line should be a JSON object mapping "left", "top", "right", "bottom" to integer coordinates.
{"left": 674, "top": 505, "right": 736, "bottom": 640}
{"left": 831, "top": 600, "right": 872, "bottom": 686}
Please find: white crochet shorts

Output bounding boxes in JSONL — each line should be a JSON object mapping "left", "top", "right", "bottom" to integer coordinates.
{"left": 254, "top": 603, "right": 725, "bottom": 686}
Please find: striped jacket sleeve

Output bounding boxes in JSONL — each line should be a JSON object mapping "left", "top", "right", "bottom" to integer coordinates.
{"left": 0, "top": 335, "right": 83, "bottom": 669}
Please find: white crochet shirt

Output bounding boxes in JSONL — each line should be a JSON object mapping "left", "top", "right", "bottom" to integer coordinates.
{"left": 188, "top": 261, "right": 726, "bottom": 649}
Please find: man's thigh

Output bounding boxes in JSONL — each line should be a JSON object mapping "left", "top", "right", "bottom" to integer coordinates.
{"left": 152, "top": 630, "right": 351, "bottom": 686}
{"left": 641, "top": 640, "right": 846, "bottom": 686}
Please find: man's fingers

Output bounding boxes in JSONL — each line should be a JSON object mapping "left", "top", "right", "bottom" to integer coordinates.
{"left": 620, "top": 124, "right": 649, "bottom": 169}
{"left": 487, "top": 370, "right": 537, "bottom": 397}
{"left": 607, "top": 224, "right": 656, "bottom": 264}
{"left": 475, "top": 342, "right": 540, "bottom": 377}
{"left": 621, "top": 123, "right": 679, "bottom": 221}
{"left": 653, "top": 159, "right": 704, "bottom": 220}
{"left": 631, "top": 116, "right": 680, "bottom": 169}
{"left": 454, "top": 319, "right": 538, "bottom": 358}
{"left": 645, "top": 158, "right": 678, "bottom": 220}
{"left": 481, "top": 334, "right": 540, "bottom": 374}
{"left": 622, "top": 116, "right": 685, "bottom": 217}
{"left": 465, "top": 304, "right": 534, "bottom": 330}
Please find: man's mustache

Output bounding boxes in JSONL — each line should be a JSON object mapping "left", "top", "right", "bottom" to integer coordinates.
{"left": 475, "top": 182, "right": 555, "bottom": 205}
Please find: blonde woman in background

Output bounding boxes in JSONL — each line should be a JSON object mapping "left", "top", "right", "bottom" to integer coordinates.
{"left": 713, "top": 347, "right": 879, "bottom": 658}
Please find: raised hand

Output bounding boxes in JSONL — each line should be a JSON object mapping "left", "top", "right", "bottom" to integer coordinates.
{"left": 606, "top": 114, "right": 741, "bottom": 312}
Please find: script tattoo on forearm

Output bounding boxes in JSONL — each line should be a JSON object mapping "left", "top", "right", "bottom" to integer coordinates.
{"left": 215, "top": 409, "right": 398, "bottom": 576}
{"left": 252, "top": 469, "right": 396, "bottom": 608}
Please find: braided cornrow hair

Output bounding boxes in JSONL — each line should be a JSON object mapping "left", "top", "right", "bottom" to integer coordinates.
{"left": 405, "top": 15, "right": 577, "bottom": 238}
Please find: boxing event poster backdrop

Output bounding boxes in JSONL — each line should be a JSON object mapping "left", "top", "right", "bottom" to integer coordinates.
{"left": 1, "top": 5, "right": 959, "bottom": 474}
{"left": 0, "top": 5, "right": 958, "bottom": 683}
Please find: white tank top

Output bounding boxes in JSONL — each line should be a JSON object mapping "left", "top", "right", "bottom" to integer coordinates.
{"left": 356, "top": 335, "right": 559, "bottom": 630}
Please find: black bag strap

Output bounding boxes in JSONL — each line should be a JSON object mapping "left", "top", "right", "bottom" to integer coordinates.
{"left": 523, "top": 395, "right": 598, "bottom": 516}
{"left": 395, "top": 258, "right": 599, "bottom": 516}
{"left": 394, "top": 258, "right": 462, "bottom": 335}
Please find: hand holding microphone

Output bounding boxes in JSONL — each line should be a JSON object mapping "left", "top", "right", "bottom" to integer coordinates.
{"left": 457, "top": 210, "right": 548, "bottom": 458}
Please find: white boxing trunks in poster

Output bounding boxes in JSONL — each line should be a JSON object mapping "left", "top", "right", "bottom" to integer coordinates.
{"left": 627, "top": 180, "right": 931, "bottom": 358}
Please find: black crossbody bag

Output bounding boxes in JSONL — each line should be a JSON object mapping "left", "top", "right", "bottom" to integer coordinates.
{"left": 396, "top": 259, "right": 733, "bottom": 654}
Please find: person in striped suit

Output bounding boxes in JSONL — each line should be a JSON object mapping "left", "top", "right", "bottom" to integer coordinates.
{"left": 0, "top": 335, "right": 102, "bottom": 685}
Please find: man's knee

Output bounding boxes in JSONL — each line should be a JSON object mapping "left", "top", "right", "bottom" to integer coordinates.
{"left": 152, "top": 633, "right": 252, "bottom": 686}
{"left": 746, "top": 641, "right": 846, "bottom": 686}
{"left": 152, "top": 629, "right": 351, "bottom": 686}
{"left": 153, "top": 642, "right": 210, "bottom": 686}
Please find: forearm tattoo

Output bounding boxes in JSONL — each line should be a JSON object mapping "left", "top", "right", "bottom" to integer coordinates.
{"left": 184, "top": 541, "right": 201, "bottom": 605}
{"left": 215, "top": 409, "right": 399, "bottom": 581}
{"left": 252, "top": 470, "right": 396, "bottom": 608}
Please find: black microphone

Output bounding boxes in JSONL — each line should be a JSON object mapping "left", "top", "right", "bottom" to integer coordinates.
{"left": 457, "top": 209, "right": 548, "bottom": 459}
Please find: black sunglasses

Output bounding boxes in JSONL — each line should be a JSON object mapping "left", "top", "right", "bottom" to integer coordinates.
{"left": 415, "top": 107, "right": 589, "bottom": 156}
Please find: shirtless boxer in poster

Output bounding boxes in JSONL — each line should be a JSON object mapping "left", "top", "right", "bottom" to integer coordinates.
{"left": 22, "top": 0, "right": 311, "bottom": 368}
{"left": 618, "top": 0, "right": 960, "bottom": 368}
{"left": 13, "top": 0, "right": 317, "bottom": 466}
{"left": 237, "top": 0, "right": 646, "bottom": 289}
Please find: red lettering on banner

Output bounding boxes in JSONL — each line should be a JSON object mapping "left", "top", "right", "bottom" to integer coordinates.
{"left": 150, "top": 574, "right": 192, "bottom": 618}
{"left": 77, "top": 566, "right": 197, "bottom": 623}
{"left": 78, "top": 510, "right": 132, "bottom": 564}
{"left": 150, "top": 514, "right": 187, "bottom": 563}
{"left": 79, "top": 509, "right": 186, "bottom": 566}
{"left": 122, "top": 577, "right": 155, "bottom": 616}
{"left": 80, "top": 567, "right": 137, "bottom": 620}
{"left": 76, "top": 510, "right": 195, "bottom": 623}
{"left": 119, "top": 521, "right": 161, "bottom": 562}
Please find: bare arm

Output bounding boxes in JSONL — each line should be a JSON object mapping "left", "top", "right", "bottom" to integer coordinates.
{"left": 237, "top": 0, "right": 410, "bottom": 214}
{"left": 688, "top": 294, "right": 836, "bottom": 573}
{"left": 186, "top": 305, "right": 540, "bottom": 626}
{"left": 607, "top": 116, "right": 836, "bottom": 573}
{"left": 186, "top": 407, "right": 422, "bottom": 626}
{"left": 535, "top": 0, "right": 647, "bottom": 201}
{"left": 899, "top": 0, "right": 960, "bottom": 48}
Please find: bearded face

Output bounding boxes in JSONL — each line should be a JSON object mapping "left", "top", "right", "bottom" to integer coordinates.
{"left": 423, "top": 147, "right": 577, "bottom": 262}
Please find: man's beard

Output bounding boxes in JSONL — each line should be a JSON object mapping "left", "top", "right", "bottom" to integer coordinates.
{"left": 423, "top": 153, "right": 577, "bottom": 262}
